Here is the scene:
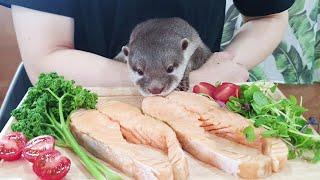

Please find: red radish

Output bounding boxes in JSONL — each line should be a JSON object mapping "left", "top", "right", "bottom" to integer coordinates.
{"left": 212, "top": 82, "right": 240, "bottom": 103}
{"left": 192, "top": 82, "right": 217, "bottom": 97}
{"left": 33, "top": 149, "right": 71, "bottom": 180}
{"left": 215, "top": 100, "right": 227, "bottom": 108}
{"left": 0, "top": 132, "right": 27, "bottom": 161}
{"left": 22, "top": 135, "right": 55, "bottom": 163}
{"left": 193, "top": 82, "right": 240, "bottom": 103}
{"left": 220, "top": 82, "right": 240, "bottom": 97}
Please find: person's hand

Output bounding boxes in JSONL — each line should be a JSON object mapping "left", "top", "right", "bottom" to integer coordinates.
{"left": 189, "top": 51, "right": 249, "bottom": 88}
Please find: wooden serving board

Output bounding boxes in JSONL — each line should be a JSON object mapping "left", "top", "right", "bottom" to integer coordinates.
{"left": 1, "top": 84, "right": 320, "bottom": 180}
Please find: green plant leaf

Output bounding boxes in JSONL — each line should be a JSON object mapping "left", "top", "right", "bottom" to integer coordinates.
{"left": 312, "top": 143, "right": 320, "bottom": 163}
{"left": 243, "top": 125, "right": 256, "bottom": 143}
{"left": 270, "top": 84, "right": 277, "bottom": 93}
{"left": 262, "top": 130, "right": 279, "bottom": 138}
{"left": 301, "top": 66, "right": 313, "bottom": 83}
{"left": 249, "top": 66, "right": 267, "bottom": 81}
{"left": 253, "top": 91, "right": 269, "bottom": 107}
{"left": 288, "top": 0, "right": 305, "bottom": 15}
{"left": 288, "top": 149, "right": 297, "bottom": 160}
{"left": 289, "top": 0, "right": 315, "bottom": 66}
{"left": 309, "top": 0, "right": 319, "bottom": 22}
{"left": 315, "top": 30, "right": 320, "bottom": 69}
{"left": 273, "top": 42, "right": 313, "bottom": 84}
{"left": 228, "top": 82, "right": 320, "bottom": 162}
{"left": 221, "top": 4, "right": 239, "bottom": 49}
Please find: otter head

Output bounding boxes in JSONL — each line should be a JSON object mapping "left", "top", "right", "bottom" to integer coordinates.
{"left": 121, "top": 38, "right": 191, "bottom": 96}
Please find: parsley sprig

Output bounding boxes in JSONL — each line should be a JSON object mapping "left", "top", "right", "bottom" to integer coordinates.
{"left": 11, "top": 72, "right": 120, "bottom": 179}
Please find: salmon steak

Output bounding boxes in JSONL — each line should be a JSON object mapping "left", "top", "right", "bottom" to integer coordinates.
{"left": 97, "top": 100, "right": 189, "bottom": 180}
{"left": 166, "top": 91, "right": 288, "bottom": 172}
{"left": 142, "top": 96, "right": 273, "bottom": 178}
{"left": 70, "top": 109, "right": 174, "bottom": 180}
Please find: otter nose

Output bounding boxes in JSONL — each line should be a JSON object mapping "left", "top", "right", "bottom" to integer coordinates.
{"left": 148, "top": 87, "right": 164, "bottom": 94}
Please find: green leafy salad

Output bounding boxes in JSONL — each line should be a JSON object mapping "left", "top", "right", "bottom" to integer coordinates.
{"left": 226, "top": 83, "right": 320, "bottom": 163}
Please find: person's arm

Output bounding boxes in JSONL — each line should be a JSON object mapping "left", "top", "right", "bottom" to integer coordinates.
{"left": 189, "top": 11, "right": 289, "bottom": 85}
{"left": 12, "top": 5, "right": 132, "bottom": 87}
{"left": 225, "top": 11, "right": 289, "bottom": 70}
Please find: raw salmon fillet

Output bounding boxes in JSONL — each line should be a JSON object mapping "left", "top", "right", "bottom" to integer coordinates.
{"left": 142, "top": 96, "right": 273, "bottom": 178}
{"left": 167, "top": 91, "right": 288, "bottom": 172}
{"left": 70, "top": 109, "right": 173, "bottom": 180}
{"left": 97, "top": 100, "right": 189, "bottom": 180}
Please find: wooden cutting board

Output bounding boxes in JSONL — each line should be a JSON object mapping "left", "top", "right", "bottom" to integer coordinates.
{"left": 1, "top": 85, "right": 320, "bottom": 180}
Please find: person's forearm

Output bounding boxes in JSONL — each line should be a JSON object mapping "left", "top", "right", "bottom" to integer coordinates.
{"left": 224, "top": 11, "right": 289, "bottom": 70}
{"left": 189, "top": 11, "right": 288, "bottom": 84}
{"left": 25, "top": 49, "right": 132, "bottom": 87}
{"left": 11, "top": 6, "right": 131, "bottom": 87}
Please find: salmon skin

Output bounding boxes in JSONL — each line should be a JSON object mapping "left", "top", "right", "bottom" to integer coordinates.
{"left": 166, "top": 91, "right": 288, "bottom": 172}
{"left": 97, "top": 100, "right": 189, "bottom": 180}
{"left": 142, "top": 96, "right": 273, "bottom": 179}
{"left": 70, "top": 109, "right": 174, "bottom": 180}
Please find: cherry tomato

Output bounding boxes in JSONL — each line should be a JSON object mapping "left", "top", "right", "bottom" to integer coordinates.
{"left": 212, "top": 82, "right": 240, "bottom": 103}
{"left": 192, "top": 82, "right": 217, "bottom": 97}
{"left": 0, "top": 132, "right": 27, "bottom": 161}
{"left": 4, "top": 132, "right": 27, "bottom": 148}
{"left": 33, "top": 150, "right": 71, "bottom": 180}
{"left": 22, "top": 135, "right": 55, "bottom": 163}
{"left": 0, "top": 139, "right": 22, "bottom": 161}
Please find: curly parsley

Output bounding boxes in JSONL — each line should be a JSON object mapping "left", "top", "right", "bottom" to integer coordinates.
{"left": 11, "top": 72, "right": 120, "bottom": 179}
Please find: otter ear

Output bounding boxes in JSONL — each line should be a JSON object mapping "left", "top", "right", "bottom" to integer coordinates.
{"left": 181, "top": 38, "right": 189, "bottom": 51}
{"left": 122, "top": 46, "right": 130, "bottom": 57}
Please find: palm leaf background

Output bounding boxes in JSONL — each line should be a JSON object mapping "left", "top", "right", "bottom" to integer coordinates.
{"left": 273, "top": 43, "right": 313, "bottom": 84}
{"left": 316, "top": 30, "right": 320, "bottom": 69}
{"left": 221, "top": 0, "right": 319, "bottom": 83}
{"left": 288, "top": 0, "right": 315, "bottom": 66}
{"left": 315, "top": 30, "right": 320, "bottom": 82}
{"left": 313, "top": 0, "right": 320, "bottom": 69}
{"left": 273, "top": 0, "right": 317, "bottom": 84}
{"left": 221, "top": 4, "right": 239, "bottom": 50}
{"left": 310, "top": 0, "right": 319, "bottom": 21}
{"left": 249, "top": 66, "right": 267, "bottom": 81}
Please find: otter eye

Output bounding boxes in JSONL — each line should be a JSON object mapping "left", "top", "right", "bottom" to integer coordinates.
{"left": 136, "top": 69, "right": 144, "bottom": 76}
{"left": 166, "top": 65, "right": 174, "bottom": 73}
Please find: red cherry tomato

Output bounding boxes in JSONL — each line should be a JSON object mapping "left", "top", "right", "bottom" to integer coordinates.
{"left": 212, "top": 82, "right": 240, "bottom": 103}
{"left": 33, "top": 150, "right": 71, "bottom": 180}
{"left": 22, "top": 135, "right": 55, "bottom": 163}
{"left": 0, "top": 139, "right": 22, "bottom": 161}
{"left": 0, "top": 132, "right": 27, "bottom": 161}
{"left": 192, "top": 82, "right": 217, "bottom": 97}
{"left": 4, "top": 132, "right": 27, "bottom": 148}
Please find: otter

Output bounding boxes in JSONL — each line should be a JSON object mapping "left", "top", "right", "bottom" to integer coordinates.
{"left": 114, "top": 17, "right": 212, "bottom": 96}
